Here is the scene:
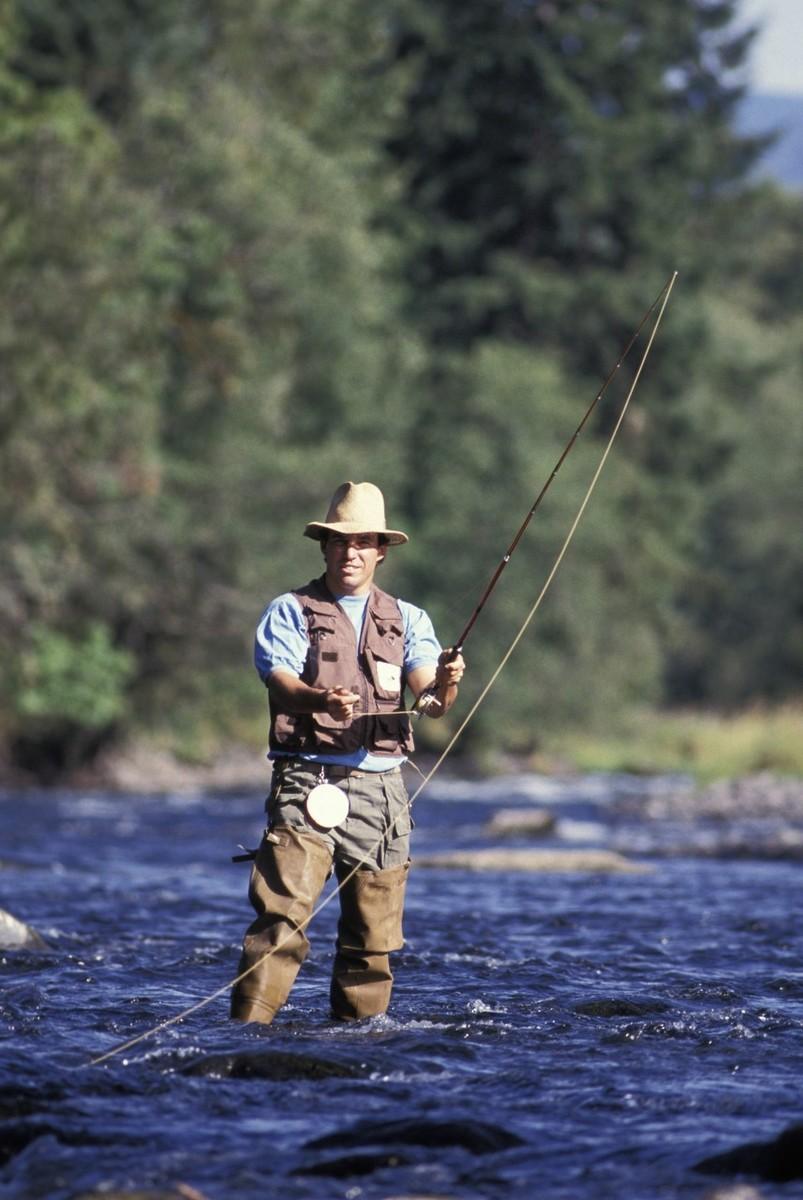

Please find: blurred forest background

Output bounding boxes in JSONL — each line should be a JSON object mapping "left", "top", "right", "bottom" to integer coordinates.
{"left": 0, "top": 0, "right": 800, "bottom": 783}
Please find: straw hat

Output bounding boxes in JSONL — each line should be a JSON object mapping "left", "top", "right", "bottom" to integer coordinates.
{"left": 304, "top": 481, "right": 409, "bottom": 545}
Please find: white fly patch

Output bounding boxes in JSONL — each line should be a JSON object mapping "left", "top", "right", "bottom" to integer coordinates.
{"left": 375, "top": 661, "right": 402, "bottom": 692}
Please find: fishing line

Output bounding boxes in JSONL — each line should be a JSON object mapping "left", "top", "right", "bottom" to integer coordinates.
{"left": 87, "top": 271, "right": 676, "bottom": 1068}
{"left": 445, "top": 273, "right": 678, "bottom": 660}
{"left": 405, "top": 271, "right": 678, "bottom": 805}
{"left": 87, "top": 806, "right": 413, "bottom": 1067}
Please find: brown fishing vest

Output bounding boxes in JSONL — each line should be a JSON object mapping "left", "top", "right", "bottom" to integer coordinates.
{"left": 269, "top": 576, "right": 415, "bottom": 757}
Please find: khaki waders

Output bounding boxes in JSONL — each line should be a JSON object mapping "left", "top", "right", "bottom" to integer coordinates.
{"left": 230, "top": 826, "right": 332, "bottom": 1024}
{"left": 231, "top": 761, "right": 411, "bottom": 1025}
{"left": 330, "top": 859, "right": 409, "bottom": 1020}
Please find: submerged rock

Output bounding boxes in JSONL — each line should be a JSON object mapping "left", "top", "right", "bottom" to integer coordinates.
{"left": 416, "top": 848, "right": 649, "bottom": 874}
{"left": 65, "top": 1193, "right": 181, "bottom": 1200}
{"left": 695, "top": 1121, "right": 803, "bottom": 1182}
{"left": 613, "top": 824, "right": 803, "bottom": 862}
{"left": 574, "top": 996, "right": 669, "bottom": 1018}
{"left": 181, "top": 1049, "right": 363, "bottom": 1081}
{"left": 700, "top": 1187, "right": 764, "bottom": 1200}
{"left": 485, "top": 808, "right": 556, "bottom": 837}
{"left": 0, "top": 907, "right": 49, "bottom": 951}
{"left": 72, "top": 1190, "right": 209, "bottom": 1200}
{"left": 0, "top": 1083, "right": 64, "bottom": 1122}
{"left": 682, "top": 828, "right": 803, "bottom": 861}
{"left": 296, "top": 1120, "right": 522, "bottom": 1186}
{"left": 294, "top": 1150, "right": 410, "bottom": 1178}
{"left": 306, "top": 1116, "right": 524, "bottom": 1155}
{"left": 620, "top": 773, "right": 803, "bottom": 822}
{"left": 0, "top": 1121, "right": 56, "bottom": 1168}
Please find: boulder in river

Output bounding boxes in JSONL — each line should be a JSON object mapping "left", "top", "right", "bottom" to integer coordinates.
{"left": 574, "top": 996, "right": 670, "bottom": 1018}
{"left": 72, "top": 1188, "right": 209, "bottom": 1200}
{"left": 294, "top": 1150, "right": 411, "bottom": 1178}
{"left": 306, "top": 1116, "right": 524, "bottom": 1154}
{"left": 618, "top": 773, "right": 803, "bottom": 822}
{"left": 700, "top": 1187, "right": 764, "bottom": 1200}
{"left": 416, "top": 848, "right": 649, "bottom": 874}
{"left": 181, "top": 1049, "right": 363, "bottom": 1081}
{"left": 0, "top": 907, "right": 49, "bottom": 951}
{"left": 294, "top": 1117, "right": 522, "bottom": 1179}
{"left": 63, "top": 1193, "right": 189, "bottom": 1200}
{"left": 695, "top": 1121, "right": 803, "bottom": 1182}
{"left": 485, "top": 808, "right": 556, "bottom": 837}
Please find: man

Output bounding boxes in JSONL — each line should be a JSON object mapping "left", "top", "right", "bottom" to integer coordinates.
{"left": 231, "top": 481, "right": 465, "bottom": 1024}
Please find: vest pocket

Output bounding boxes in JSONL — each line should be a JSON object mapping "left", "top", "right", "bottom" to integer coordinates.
{"left": 364, "top": 647, "right": 403, "bottom": 702}
{"left": 307, "top": 614, "right": 341, "bottom": 689}
{"left": 372, "top": 715, "right": 413, "bottom": 754}
{"left": 309, "top": 712, "right": 363, "bottom": 754}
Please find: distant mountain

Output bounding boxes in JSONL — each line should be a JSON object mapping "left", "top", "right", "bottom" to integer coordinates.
{"left": 735, "top": 92, "right": 803, "bottom": 189}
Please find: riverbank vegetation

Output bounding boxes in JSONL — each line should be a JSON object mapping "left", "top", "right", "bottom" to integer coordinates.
{"left": 547, "top": 704, "right": 803, "bottom": 783}
{"left": 0, "top": 1, "right": 800, "bottom": 784}
{"left": 97, "top": 703, "right": 803, "bottom": 793}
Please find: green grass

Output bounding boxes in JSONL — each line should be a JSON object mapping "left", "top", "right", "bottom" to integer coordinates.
{"left": 545, "top": 704, "right": 803, "bottom": 782}
{"left": 133, "top": 668, "right": 269, "bottom": 767}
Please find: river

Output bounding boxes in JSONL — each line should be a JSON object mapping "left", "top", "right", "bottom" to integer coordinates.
{"left": 2, "top": 771, "right": 802, "bottom": 1199}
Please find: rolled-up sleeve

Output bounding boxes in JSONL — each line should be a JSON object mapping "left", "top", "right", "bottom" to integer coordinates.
{"left": 399, "top": 600, "right": 442, "bottom": 673}
{"left": 254, "top": 594, "right": 310, "bottom": 683}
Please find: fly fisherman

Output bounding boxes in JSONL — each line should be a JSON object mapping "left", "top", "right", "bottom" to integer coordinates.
{"left": 231, "top": 481, "right": 465, "bottom": 1024}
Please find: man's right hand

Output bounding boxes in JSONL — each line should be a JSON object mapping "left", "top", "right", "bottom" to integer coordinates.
{"left": 268, "top": 669, "right": 360, "bottom": 722}
{"left": 323, "top": 686, "right": 360, "bottom": 723}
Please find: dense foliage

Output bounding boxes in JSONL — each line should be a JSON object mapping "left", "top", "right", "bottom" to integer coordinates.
{"left": 0, "top": 0, "right": 799, "bottom": 778}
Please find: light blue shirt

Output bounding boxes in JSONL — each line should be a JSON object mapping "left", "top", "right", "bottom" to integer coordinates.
{"left": 255, "top": 587, "right": 442, "bottom": 771}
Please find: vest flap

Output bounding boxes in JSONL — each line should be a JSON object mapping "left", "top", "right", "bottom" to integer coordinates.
{"left": 368, "top": 601, "right": 404, "bottom": 640}
{"left": 363, "top": 645, "right": 403, "bottom": 701}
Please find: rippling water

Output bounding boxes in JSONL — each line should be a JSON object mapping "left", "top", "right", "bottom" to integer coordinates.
{"left": 2, "top": 775, "right": 803, "bottom": 1199}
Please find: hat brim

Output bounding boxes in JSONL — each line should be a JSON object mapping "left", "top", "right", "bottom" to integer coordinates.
{"left": 304, "top": 521, "right": 408, "bottom": 546}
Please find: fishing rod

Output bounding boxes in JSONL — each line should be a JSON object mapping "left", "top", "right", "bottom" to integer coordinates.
{"left": 349, "top": 272, "right": 676, "bottom": 719}
{"left": 432, "top": 274, "right": 676, "bottom": 686}
{"left": 86, "top": 272, "right": 677, "bottom": 1070}
{"left": 413, "top": 271, "right": 678, "bottom": 730}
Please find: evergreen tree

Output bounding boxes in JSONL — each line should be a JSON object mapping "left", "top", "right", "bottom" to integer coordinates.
{"left": 384, "top": 0, "right": 760, "bottom": 359}
{"left": 380, "top": 0, "right": 768, "bottom": 745}
{"left": 0, "top": 0, "right": 415, "bottom": 774}
{"left": 666, "top": 188, "right": 803, "bottom": 705}
{"left": 0, "top": 0, "right": 797, "bottom": 778}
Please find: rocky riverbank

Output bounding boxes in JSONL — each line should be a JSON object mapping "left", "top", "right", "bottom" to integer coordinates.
{"left": 1, "top": 737, "right": 801, "bottom": 826}
{"left": 613, "top": 771, "right": 803, "bottom": 822}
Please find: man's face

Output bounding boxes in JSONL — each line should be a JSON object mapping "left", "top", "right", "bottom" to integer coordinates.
{"left": 323, "top": 532, "right": 385, "bottom": 596}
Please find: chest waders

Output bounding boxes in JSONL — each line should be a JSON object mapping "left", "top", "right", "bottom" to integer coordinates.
{"left": 330, "top": 858, "right": 409, "bottom": 1020}
{"left": 234, "top": 575, "right": 415, "bottom": 1025}
{"left": 230, "top": 826, "right": 332, "bottom": 1024}
{"left": 230, "top": 765, "right": 410, "bottom": 1025}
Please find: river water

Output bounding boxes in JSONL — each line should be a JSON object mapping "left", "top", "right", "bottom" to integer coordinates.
{"left": 2, "top": 772, "right": 803, "bottom": 1199}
